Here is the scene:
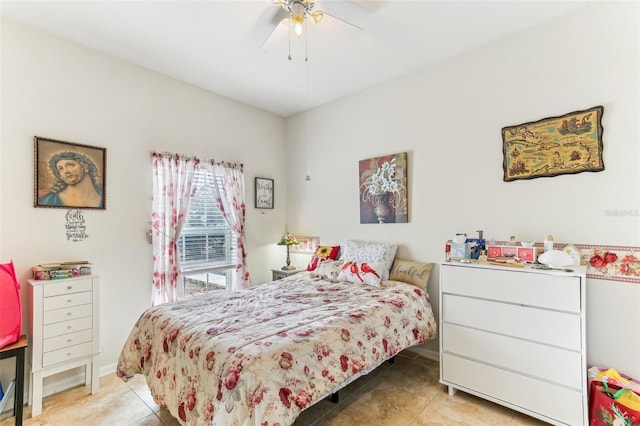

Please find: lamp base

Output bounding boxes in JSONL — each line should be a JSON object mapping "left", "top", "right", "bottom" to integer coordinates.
{"left": 281, "top": 265, "right": 296, "bottom": 271}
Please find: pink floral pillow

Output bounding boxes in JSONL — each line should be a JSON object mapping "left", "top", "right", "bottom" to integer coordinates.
{"left": 312, "top": 260, "right": 343, "bottom": 281}
{"left": 337, "top": 261, "right": 387, "bottom": 287}
{"left": 307, "top": 245, "right": 340, "bottom": 271}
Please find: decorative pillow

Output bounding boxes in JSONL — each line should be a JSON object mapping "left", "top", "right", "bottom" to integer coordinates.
{"left": 380, "top": 279, "right": 408, "bottom": 288}
{"left": 388, "top": 259, "right": 435, "bottom": 292}
{"left": 339, "top": 240, "right": 397, "bottom": 280}
{"left": 312, "top": 260, "right": 343, "bottom": 282}
{"left": 337, "top": 261, "right": 387, "bottom": 287}
{"left": 306, "top": 245, "right": 340, "bottom": 271}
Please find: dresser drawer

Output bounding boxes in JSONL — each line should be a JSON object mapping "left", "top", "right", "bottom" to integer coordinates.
{"left": 442, "top": 354, "right": 584, "bottom": 426}
{"left": 441, "top": 264, "right": 580, "bottom": 312}
{"left": 44, "top": 291, "right": 93, "bottom": 311}
{"left": 43, "top": 317, "right": 92, "bottom": 339}
{"left": 443, "top": 294, "right": 581, "bottom": 350}
{"left": 43, "top": 341, "right": 93, "bottom": 367}
{"left": 442, "top": 323, "right": 582, "bottom": 389}
{"left": 43, "top": 329, "right": 93, "bottom": 352}
{"left": 43, "top": 278, "right": 92, "bottom": 298}
{"left": 43, "top": 304, "right": 92, "bottom": 325}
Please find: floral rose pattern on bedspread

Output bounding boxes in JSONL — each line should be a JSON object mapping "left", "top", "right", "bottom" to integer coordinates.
{"left": 117, "top": 272, "right": 437, "bottom": 426}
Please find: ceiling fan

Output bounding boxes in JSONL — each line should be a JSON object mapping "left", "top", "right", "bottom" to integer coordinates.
{"left": 262, "top": 0, "right": 364, "bottom": 56}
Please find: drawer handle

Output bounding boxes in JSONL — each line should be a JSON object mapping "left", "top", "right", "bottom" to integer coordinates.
{"left": 67, "top": 312, "right": 72, "bottom": 316}
{"left": 67, "top": 352, "right": 72, "bottom": 357}
{"left": 67, "top": 339, "right": 73, "bottom": 343}
{"left": 67, "top": 299, "right": 72, "bottom": 303}
{"left": 67, "top": 285, "right": 73, "bottom": 290}
{"left": 67, "top": 325, "right": 72, "bottom": 329}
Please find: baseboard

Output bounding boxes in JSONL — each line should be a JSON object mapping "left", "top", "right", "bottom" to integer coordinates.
{"left": 100, "top": 363, "right": 118, "bottom": 377}
{"left": 1, "top": 362, "right": 118, "bottom": 415}
{"left": 406, "top": 346, "right": 439, "bottom": 361}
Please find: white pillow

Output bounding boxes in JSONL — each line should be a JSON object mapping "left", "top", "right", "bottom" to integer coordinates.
{"left": 337, "top": 261, "right": 387, "bottom": 287}
{"left": 339, "top": 240, "right": 397, "bottom": 280}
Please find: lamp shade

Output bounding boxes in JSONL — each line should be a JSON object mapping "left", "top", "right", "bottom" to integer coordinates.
{"left": 277, "top": 233, "right": 299, "bottom": 246}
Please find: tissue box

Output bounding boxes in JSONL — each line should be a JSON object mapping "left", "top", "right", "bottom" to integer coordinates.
{"left": 450, "top": 242, "right": 469, "bottom": 260}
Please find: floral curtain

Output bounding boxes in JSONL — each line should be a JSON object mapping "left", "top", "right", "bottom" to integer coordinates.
{"left": 208, "top": 160, "right": 250, "bottom": 289}
{"left": 151, "top": 152, "right": 199, "bottom": 305}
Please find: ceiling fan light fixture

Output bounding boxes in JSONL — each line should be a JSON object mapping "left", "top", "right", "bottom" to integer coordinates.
{"left": 290, "top": 2, "right": 306, "bottom": 37}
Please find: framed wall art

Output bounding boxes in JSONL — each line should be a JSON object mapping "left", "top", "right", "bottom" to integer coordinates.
{"left": 502, "top": 106, "right": 604, "bottom": 182}
{"left": 34, "top": 136, "right": 107, "bottom": 209}
{"left": 359, "top": 152, "right": 408, "bottom": 224}
{"left": 289, "top": 236, "right": 320, "bottom": 254}
{"left": 255, "top": 177, "right": 274, "bottom": 209}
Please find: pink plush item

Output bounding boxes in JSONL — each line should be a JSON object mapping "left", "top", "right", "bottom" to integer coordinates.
{"left": 0, "top": 261, "right": 21, "bottom": 349}
{"left": 306, "top": 246, "right": 340, "bottom": 271}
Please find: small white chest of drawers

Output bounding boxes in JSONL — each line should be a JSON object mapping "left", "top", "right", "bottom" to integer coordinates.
{"left": 28, "top": 275, "right": 100, "bottom": 416}
{"left": 439, "top": 263, "right": 587, "bottom": 426}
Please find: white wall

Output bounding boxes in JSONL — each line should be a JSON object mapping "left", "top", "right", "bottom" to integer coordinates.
{"left": 0, "top": 19, "right": 287, "bottom": 394}
{"left": 285, "top": 2, "right": 640, "bottom": 374}
{"left": 1, "top": 1, "right": 638, "bottom": 405}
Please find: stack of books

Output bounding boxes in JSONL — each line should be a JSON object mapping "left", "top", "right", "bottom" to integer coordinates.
{"left": 31, "top": 261, "right": 92, "bottom": 280}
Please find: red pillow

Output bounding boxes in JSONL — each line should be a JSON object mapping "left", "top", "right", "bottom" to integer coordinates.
{"left": 307, "top": 246, "right": 340, "bottom": 271}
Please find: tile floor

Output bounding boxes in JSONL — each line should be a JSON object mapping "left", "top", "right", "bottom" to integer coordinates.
{"left": 0, "top": 352, "right": 548, "bottom": 426}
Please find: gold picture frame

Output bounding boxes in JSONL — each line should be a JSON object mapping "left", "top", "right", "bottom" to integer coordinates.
{"left": 34, "top": 136, "right": 107, "bottom": 209}
{"left": 502, "top": 106, "right": 604, "bottom": 182}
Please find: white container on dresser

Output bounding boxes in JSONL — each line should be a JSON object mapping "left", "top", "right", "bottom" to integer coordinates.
{"left": 439, "top": 262, "right": 587, "bottom": 426}
{"left": 28, "top": 275, "right": 100, "bottom": 416}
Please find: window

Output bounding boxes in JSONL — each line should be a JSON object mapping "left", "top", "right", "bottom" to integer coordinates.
{"left": 178, "top": 167, "right": 237, "bottom": 296}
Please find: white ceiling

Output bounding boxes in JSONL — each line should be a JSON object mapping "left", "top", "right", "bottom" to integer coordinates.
{"left": 1, "top": 1, "right": 592, "bottom": 117}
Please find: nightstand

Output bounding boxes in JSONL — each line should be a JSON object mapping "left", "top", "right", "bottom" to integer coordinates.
{"left": 271, "top": 269, "right": 303, "bottom": 281}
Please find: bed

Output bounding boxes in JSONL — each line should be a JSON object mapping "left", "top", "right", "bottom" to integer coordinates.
{"left": 117, "top": 244, "right": 437, "bottom": 426}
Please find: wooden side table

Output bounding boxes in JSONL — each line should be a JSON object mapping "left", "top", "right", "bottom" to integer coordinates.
{"left": 0, "top": 335, "right": 27, "bottom": 425}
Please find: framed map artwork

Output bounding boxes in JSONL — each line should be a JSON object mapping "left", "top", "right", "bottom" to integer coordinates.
{"left": 502, "top": 106, "right": 604, "bottom": 182}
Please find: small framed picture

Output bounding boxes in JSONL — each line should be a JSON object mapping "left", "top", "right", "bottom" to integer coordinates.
{"left": 34, "top": 136, "right": 107, "bottom": 209}
{"left": 255, "top": 177, "right": 274, "bottom": 209}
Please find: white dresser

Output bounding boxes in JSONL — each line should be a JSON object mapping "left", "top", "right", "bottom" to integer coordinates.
{"left": 439, "top": 262, "right": 587, "bottom": 426}
{"left": 28, "top": 275, "right": 100, "bottom": 416}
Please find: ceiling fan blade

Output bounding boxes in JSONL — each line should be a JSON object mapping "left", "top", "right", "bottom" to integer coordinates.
{"left": 315, "top": 10, "right": 363, "bottom": 39}
{"left": 262, "top": 18, "right": 289, "bottom": 50}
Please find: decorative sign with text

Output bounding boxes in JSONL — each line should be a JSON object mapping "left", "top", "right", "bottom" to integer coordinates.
{"left": 255, "top": 177, "right": 274, "bottom": 209}
{"left": 65, "top": 209, "right": 89, "bottom": 242}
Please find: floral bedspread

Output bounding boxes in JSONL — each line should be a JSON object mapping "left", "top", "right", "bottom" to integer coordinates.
{"left": 117, "top": 272, "right": 437, "bottom": 426}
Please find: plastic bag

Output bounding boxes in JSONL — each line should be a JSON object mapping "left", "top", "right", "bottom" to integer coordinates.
{"left": 590, "top": 380, "right": 640, "bottom": 426}
{"left": 590, "top": 367, "right": 640, "bottom": 395}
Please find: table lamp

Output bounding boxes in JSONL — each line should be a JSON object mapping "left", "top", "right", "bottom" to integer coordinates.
{"left": 277, "top": 233, "right": 299, "bottom": 270}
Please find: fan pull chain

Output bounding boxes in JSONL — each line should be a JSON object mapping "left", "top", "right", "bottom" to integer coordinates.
{"left": 305, "top": 17, "right": 308, "bottom": 62}
{"left": 288, "top": 16, "right": 292, "bottom": 61}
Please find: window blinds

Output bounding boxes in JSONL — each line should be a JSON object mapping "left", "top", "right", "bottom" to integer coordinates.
{"left": 178, "top": 168, "right": 237, "bottom": 273}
